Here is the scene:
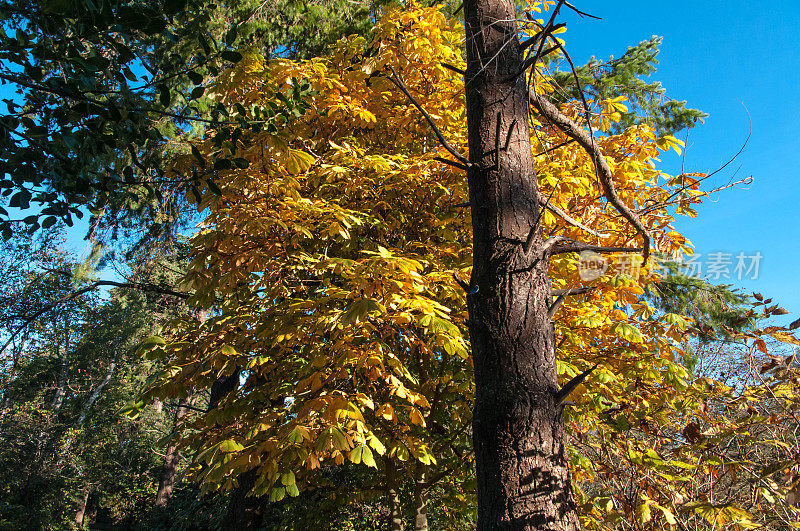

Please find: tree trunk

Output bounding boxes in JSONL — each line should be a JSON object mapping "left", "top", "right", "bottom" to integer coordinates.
{"left": 208, "top": 371, "right": 267, "bottom": 530}
{"left": 75, "top": 485, "right": 90, "bottom": 526}
{"left": 154, "top": 309, "right": 210, "bottom": 508}
{"left": 154, "top": 395, "right": 195, "bottom": 507}
{"left": 413, "top": 462, "right": 429, "bottom": 531}
{"left": 223, "top": 469, "right": 264, "bottom": 530}
{"left": 463, "top": 0, "right": 580, "bottom": 528}
{"left": 51, "top": 344, "right": 68, "bottom": 410}
{"left": 77, "top": 359, "right": 115, "bottom": 427}
{"left": 385, "top": 456, "right": 404, "bottom": 531}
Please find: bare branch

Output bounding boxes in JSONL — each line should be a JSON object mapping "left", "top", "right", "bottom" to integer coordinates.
{"left": 533, "top": 138, "right": 576, "bottom": 157}
{"left": 453, "top": 272, "right": 471, "bottom": 291}
{"left": 520, "top": 23, "right": 566, "bottom": 52}
{"left": 552, "top": 286, "right": 593, "bottom": 297}
{"left": 563, "top": 2, "right": 601, "bottom": 19}
{"left": 547, "top": 285, "right": 593, "bottom": 318}
{"left": 0, "top": 280, "right": 191, "bottom": 354}
{"left": 524, "top": 230, "right": 566, "bottom": 257}
{"left": 433, "top": 156, "right": 469, "bottom": 172}
{"left": 518, "top": 45, "right": 561, "bottom": 73}
{"left": 453, "top": 272, "right": 478, "bottom": 295}
{"left": 387, "top": 65, "right": 469, "bottom": 165}
{"left": 551, "top": 241, "right": 640, "bottom": 255}
{"left": 555, "top": 363, "right": 599, "bottom": 404}
{"left": 441, "top": 62, "right": 466, "bottom": 76}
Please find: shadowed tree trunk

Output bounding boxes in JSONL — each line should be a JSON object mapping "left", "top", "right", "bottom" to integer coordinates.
{"left": 385, "top": 456, "right": 405, "bottom": 531}
{"left": 223, "top": 468, "right": 265, "bottom": 530}
{"left": 154, "top": 395, "right": 196, "bottom": 507}
{"left": 462, "top": 0, "right": 580, "bottom": 528}
{"left": 155, "top": 309, "right": 209, "bottom": 508}
{"left": 207, "top": 370, "right": 269, "bottom": 531}
{"left": 75, "top": 485, "right": 90, "bottom": 526}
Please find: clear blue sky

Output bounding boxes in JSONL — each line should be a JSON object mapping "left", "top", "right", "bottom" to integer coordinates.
{"left": 562, "top": 0, "right": 800, "bottom": 324}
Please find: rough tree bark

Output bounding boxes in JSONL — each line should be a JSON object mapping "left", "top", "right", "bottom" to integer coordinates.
{"left": 462, "top": 0, "right": 581, "bottom": 528}
{"left": 75, "top": 485, "right": 90, "bottom": 526}
{"left": 155, "top": 310, "right": 209, "bottom": 508}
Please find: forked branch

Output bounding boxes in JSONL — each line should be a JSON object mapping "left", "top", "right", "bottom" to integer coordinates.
{"left": 529, "top": 90, "right": 652, "bottom": 263}
{"left": 548, "top": 286, "right": 592, "bottom": 318}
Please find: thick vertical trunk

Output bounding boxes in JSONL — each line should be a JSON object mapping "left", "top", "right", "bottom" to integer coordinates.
{"left": 463, "top": 0, "right": 580, "bottom": 528}
{"left": 209, "top": 371, "right": 267, "bottom": 529}
{"left": 154, "top": 395, "right": 194, "bottom": 507}
{"left": 413, "top": 462, "right": 429, "bottom": 531}
{"left": 154, "top": 309, "right": 210, "bottom": 508}
{"left": 385, "top": 456, "right": 405, "bottom": 531}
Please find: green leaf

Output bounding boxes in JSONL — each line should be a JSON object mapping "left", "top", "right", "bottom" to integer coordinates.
{"left": 225, "top": 26, "right": 238, "bottom": 46}
{"left": 221, "top": 50, "right": 243, "bottom": 63}
{"left": 9, "top": 190, "right": 30, "bottom": 209}
{"left": 220, "top": 344, "right": 237, "bottom": 356}
{"left": 348, "top": 444, "right": 363, "bottom": 464}
{"left": 269, "top": 486, "right": 286, "bottom": 502}
{"left": 191, "top": 86, "right": 205, "bottom": 99}
{"left": 163, "top": 0, "right": 187, "bottom": 15}
{"left": 213, "top": 158, "right": 232, "bottom": 170}
{"left": 187, "top": 71, "right": 203, "bottom": 85}
{"left": 610, "top": 322, "right": 644, "bottom": 343}
{"left": 190, "top": 145, "right": 206, "bottom": 167}
{"left": 360, "top": 445, "right": 376, "bottom": 468}
{"left": 206, "top": 179, "right": 222, "bottom": 196}
{"left": 159, "top": 85, "right": 170, "bottom": 107}
{"left": 636, "top": 501, "right": 652, "bottom": 523}
{"left": 218, "top": 439, "right": 243, "bottom": 453}
{"left": 198, "top": 34, "right": 211, "bottom": 55}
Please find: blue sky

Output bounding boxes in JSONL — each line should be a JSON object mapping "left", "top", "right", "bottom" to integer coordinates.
{"left": 561, "top": 0, "right": 800, "bottom": 324}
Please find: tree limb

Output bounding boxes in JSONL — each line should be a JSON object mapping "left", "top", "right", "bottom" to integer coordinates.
{"left": 529, "top": 90, "right": 652, "bottom": 263}
{"left": 538, "top": 194, "right": 608, "bottom": 238}
{"left": 386, "top": 65, "right": 469, "bottom": 166}
{"left": 555, "top": 363, "right": 599, "bottom": 405}
{"left": 0, "top": 280, "right": 191, "bottom": 355}
{"left": 551, "top": 241, "right": 640, "bottom": 255}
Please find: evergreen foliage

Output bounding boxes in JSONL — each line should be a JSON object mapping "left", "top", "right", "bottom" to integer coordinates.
{"left": 552, "top": 36, "right": 707, "bottom": 136}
